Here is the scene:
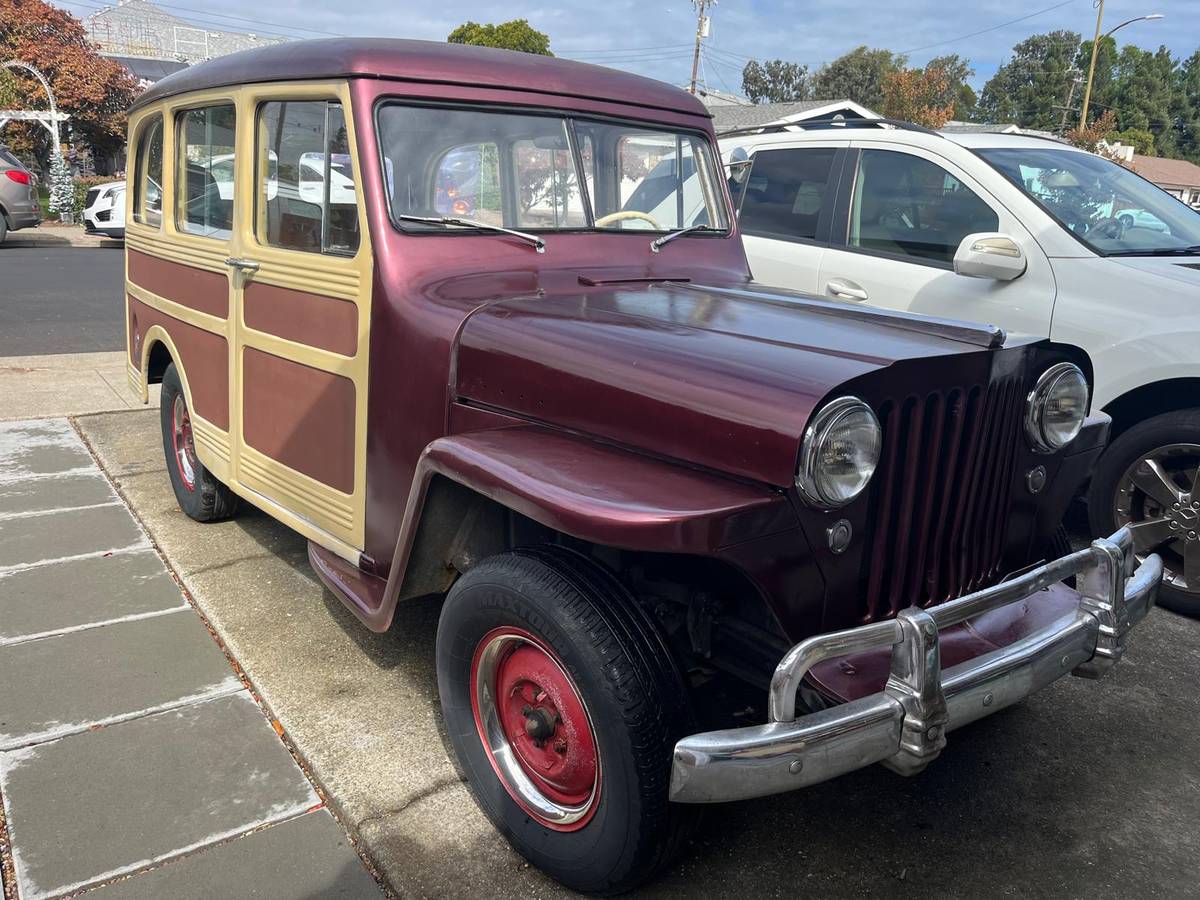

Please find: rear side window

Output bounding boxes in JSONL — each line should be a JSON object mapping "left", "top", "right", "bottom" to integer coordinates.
{"left": 256, "top": 100, "right": 360, "bottom": 255}
{"left": 133, "top": 117, "right": 164, "bottom": 228}
{"left": 739, "top": 148, "right": 838, "bottom": 242}
{"left": 849, "top": 149, "right": 998, "bottom": 264}
{"left": 177, "top": 104, "right": 236, "bottom": 240}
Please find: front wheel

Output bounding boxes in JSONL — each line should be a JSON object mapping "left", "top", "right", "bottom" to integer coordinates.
{"left": 1088, "top": 409, "right": 1200, "bottom": 616}
{"left": 436, "top": 548, "right": 697, "bottom": 894}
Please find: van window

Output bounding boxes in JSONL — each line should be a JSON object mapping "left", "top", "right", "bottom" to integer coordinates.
{"left": 849, "top": 149, "right": 998, "bottom": 264}
{"left": 257, "top": 101, "right": 360, "bottom": 255}
{"left": 738, "top": 148, "right": 838, "bottom": 242}
{"left": 177, "top": 104, "right": 236, "bottom": 240}
{"left": 133, "top": 116, "right": 164, "bottom": 228}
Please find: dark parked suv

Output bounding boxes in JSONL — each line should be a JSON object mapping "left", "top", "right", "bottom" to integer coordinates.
{"left": 0, "top": 146, "right": 42, "bottom": 244}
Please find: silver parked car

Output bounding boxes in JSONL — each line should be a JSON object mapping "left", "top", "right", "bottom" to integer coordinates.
{"left": 0, "top": 146, "right": 42, "bottom": 244}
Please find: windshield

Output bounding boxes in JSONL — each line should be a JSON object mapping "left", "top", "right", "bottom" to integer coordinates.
{"left": 979, "top": 147, "right": 1200, "bottom": 256}
{"left": 377, "top": 104, "right": 730, "bottom": 236}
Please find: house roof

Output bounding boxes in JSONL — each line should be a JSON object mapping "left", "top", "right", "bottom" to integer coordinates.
{"left": 1132, "top": 153, "right": 1200, "bottom": 189}
{"left": 108, "top": 55, "right": 190, "bottom": 84}
{"left": 708, "top": 99, "right": 879, "bottom": 134}
{"left": 131, "top": 38, "right": 710, "bottom": 122}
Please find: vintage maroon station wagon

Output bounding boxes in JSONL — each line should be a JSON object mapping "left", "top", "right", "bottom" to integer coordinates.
{"left": 123, "top": 39, "right": 1162, "bottom": 892}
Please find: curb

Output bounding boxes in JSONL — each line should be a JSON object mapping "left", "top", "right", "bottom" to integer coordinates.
{"left": 3, "top": 228, "right": 124, "bottom": 249}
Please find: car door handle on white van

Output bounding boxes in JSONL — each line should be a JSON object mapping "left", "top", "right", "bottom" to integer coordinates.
{"left": 826, "top": 279, "right": 869, "bottom": 302}
{"left": 224, "top": 257, "right": 261, "bottom": 272}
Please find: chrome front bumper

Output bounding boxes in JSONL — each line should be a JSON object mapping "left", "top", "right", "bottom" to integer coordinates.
{"left": 670, "top": 528, "right": 1161, "bottom": 803}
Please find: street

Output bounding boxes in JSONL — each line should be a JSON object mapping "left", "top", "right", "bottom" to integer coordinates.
{"left": 0, "top": 247, "right": 125, "bottom": 357}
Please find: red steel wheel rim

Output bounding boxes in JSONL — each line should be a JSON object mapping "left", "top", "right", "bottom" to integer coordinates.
{"left": 470, "top": 626, "right": 600, "bottom": 831}
{"left": 171, "top": 393, "right": 197, "bottom": 492}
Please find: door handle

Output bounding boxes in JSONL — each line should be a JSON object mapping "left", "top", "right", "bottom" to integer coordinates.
{"left": 224, "top": 257, "right": 261, "bottom": 272}
{"left": 826, "top": 278, "right": 868, "bottom": 302}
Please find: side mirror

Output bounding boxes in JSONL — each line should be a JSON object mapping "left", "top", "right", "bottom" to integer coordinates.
{"left": 953, "top": 232, "right": 1027, "bottom": 281}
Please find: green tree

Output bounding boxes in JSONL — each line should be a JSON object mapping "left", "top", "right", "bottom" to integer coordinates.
{"left": 1170, "top": 51, "right": 1200, "bottom": 162}
{"left": 447, "top": 19, "right": 553, "bottom": 56}
{"left": 1111, "top": 127, "right": 1155, "bottom": 155}
{"left": 1108, "top": 45, "right": 1177, "bottom": 156}
{"left": 810, "top": 46, "right": 906, "bottom": 109}
{"left": 978, "top": 30, "right": 1081, "bottom": 131}
{"left": 740, "top": 59, "right": 811, "bottom": 103}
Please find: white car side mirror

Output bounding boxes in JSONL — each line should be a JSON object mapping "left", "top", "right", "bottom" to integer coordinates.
{"left": 954, "top": 232, "right": 1027, "bottom": 281}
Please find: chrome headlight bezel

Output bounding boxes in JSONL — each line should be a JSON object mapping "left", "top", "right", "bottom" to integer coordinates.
{"left": 796, "top": 396, "right": 882, "bottom": 510}
{"left": 1025, "top": 362, "right": 1089, "bottom": 454}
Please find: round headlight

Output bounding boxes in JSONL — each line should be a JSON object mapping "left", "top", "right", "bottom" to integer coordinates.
{"left": 796, "top": 397, "right": 882, "bottom": 509}
{"left": 1026, "top": 363, "right": 1088, "bottom": 453}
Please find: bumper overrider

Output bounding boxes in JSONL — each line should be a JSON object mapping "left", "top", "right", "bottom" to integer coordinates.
{"left": 670, "top": 528, "right": 1161, "bottom": 803}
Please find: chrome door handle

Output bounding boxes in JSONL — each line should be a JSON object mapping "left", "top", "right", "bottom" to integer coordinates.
{"left": 827, "top": 278, "right": 868, "bottom": 302}
{"left": 224, "top": 257, "right": 260, "bottom": 272}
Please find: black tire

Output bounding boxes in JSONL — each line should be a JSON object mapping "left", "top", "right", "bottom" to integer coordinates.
{"left": 1088, "top": 409, "right": 1200, "bottom": 617}
{"left": 159, "top": 363, "right": 238, "bottom": 522}
{"left": 0, "top": 216, "right": 7, "bottom": 245}
{"left": 436, "top": 547, "right": 697, "bottom": 894}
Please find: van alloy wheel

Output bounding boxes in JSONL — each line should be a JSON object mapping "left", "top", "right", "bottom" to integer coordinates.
{"left": 1113, "top": 442, "right": 1200, "bottom": 595}
{"left": 171, "top": 393, "right": 198, "bottom": 492}
{"left": 470, "top": 627, "right": 600, "bottom": 831}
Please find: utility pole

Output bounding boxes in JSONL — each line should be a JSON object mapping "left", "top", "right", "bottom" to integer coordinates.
{"left": 688, "top": 0, "right": 713, "bottom": 95}
{"left": 1079, "top": 0, "right": 1105, "bottom": 130}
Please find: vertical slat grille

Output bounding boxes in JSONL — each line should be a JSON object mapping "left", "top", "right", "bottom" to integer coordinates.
{"left": 862, "top": 377, "right": 1025, "bottom": 622}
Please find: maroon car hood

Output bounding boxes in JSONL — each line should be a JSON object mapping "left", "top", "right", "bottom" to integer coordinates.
{"left": 453, "top": 281, "right": 1003, "bottom": 487}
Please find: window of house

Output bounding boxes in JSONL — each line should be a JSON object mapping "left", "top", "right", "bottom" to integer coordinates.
{"left": 849, "top": 149, "right": 998, "bottom": 264}
{"left": 738, "top": 147, "right": 839, "bottom": 242}
{"left": 133, "top": 116, "right": 164, "bottom": 228}
{"left": 257, "top": 100, "right": 360, "bottom": 255}
{"left": 177, "top": 104, "right": 236, "bottom": 240}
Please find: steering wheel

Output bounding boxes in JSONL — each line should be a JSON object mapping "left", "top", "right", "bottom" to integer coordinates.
{"left": 594, "top": 210, "right": 663, "bottom": 230}
{"left": 1092, "top": 216, "right": 1128, "bottom": 239}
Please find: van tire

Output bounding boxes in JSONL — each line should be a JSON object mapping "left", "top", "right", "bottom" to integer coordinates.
{"left": 436, "top": 547, "right": 697, "bottom": 894}
{"left": 1088, "top": 409, "right": 1200, "bottom": 617}
{"left": 160, "top": 363, "right": 238, "bottom": 522}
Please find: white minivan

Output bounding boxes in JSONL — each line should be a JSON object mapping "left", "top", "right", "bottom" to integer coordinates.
{"left": 721, "top": 123, "right": 1200, "bottom": 615}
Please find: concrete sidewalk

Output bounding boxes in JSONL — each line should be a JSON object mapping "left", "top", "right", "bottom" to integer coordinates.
{"left": 0, "top": 353, "right": 157, "bottom": 423}
{"left": 2, "top": 226, "right": 122, "bottom": 249}
{"left": 0, "top": 419, "right": 381, "bottom": 899}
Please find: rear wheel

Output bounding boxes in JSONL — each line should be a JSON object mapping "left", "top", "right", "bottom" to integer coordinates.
{"left": 0, "top": 216, "right": 7, "bottom": 245}
{"left": 1088, "top": 409, "right": 1200, "bottom": 616}
{"left": 436, "top": 547, "right": 697, "bottom": 894}
{"left": 159, "top": 363, "right": 238, "bottom": 522}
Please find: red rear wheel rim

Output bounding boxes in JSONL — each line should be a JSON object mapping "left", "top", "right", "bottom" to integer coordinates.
{"left": 171, "top": 393, "right": 197, "bottom": 492}
{"left": 470, "top": 626, "right": 600, "bottom": 831}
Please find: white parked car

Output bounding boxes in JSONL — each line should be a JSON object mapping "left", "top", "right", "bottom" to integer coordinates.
{"left": 720, "top": 122, "right": 1200, "bottom": 615}
{"left": 81, "top": 180, "right": 126, "bottom": 239}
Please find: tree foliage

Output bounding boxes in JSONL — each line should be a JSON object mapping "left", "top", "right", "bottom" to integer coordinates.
{"left": 977, "top": 30, "right": 1081, "bottom": 132}
{"left": 810, "top": 46, "right": 906, "bottom": 109}
{"left": 881, "top": 60, "right": 958, "bottom": 128}
{"left": 447, "top": 19, "right": 553, "bottom": 56}
{"left": 741, "top": 59, "right": 811, "bottom": 104}
{"left": 0, "top": 0, "right": 139, "bottom": 168}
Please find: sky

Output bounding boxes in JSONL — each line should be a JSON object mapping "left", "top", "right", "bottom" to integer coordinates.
{"left": 55, "top": 0, "right": 1200, "bottom": 93}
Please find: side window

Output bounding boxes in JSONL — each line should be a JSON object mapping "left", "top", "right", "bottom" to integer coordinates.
{"left": 133, "top": 116, "right": 164, "bottom": 228}
{"left": 433, "top": 143, "right": 502, "bottom": 225}
{"left": 849, "top": 149, "right": 999, "bottom": 264}
{"left": 177, "top": 104, "right": 236, "bottom": 240}
{"left": 738, "top": 147, "right": 838, "bottom": 242}
{"left": 257, "top": 100, "right": 360, "bottom": 255}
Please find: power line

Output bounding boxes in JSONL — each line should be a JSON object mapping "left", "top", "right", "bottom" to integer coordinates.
{"left": 899, "top": 0, "right": 1080, "bottom": 55}
{"left": 57, "top": 0, "right": 347, "bottom": 41}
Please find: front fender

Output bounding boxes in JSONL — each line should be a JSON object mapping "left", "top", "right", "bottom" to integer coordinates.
{"left": 370, "top": 425, "right": 798, "bottom": 631}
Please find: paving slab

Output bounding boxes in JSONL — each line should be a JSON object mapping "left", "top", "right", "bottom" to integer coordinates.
{"left": 0, "top": 610, "right": 241, "bottom": 749}
{"left": 0, "top": 418, "right": 94, "bottom": 480}
{"left": 76, "top": 408, "right": 164, "bottom": 477}
{"left": 0, "top": 469, "right": 116, "bottom": 516}
{"left": 0, "top": 354, "right": 157, "bottom": 422}
{"left": 75, "top": 408, "right": 1200, "bottom": 899}
{"left": 0, "top": 548, "right": 184, "bottom": 642}
{"left": 0, "top": 691, "right": 318, "bottom": 900}
{"left": 84, "top": 810, "right": 382, "bottom": 899}
{"left": 0, "top": 501, "right": 145, "bottom": 568}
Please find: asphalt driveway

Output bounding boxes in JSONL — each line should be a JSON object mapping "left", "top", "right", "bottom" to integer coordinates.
{"left": 72, "top": 406, "right": 1200, "bottom": 899}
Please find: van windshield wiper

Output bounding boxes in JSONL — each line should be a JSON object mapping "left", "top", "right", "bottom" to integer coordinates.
{"left": 650, "top": 224, "right": 720, "bottom": 253}
{"left": 398, "top": 214, "right": 545, "bottom": 253}
{"left": 1107, "top": 245, "right": 1200, "bottom": 257}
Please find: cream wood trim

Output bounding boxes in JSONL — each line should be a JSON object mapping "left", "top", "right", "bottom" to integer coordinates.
{"left": 125, "top": 81, "right": 372, "bottom": 566}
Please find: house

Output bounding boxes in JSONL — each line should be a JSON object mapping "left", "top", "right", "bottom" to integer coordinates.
{"left": 704, "top": 99, "right": 880, "bottom": 135}
{"left": 940, "top": 121, "right": 1061, "bottom": 140}
{"left": 1131, "top": 154, "right": 1200, "bottom": 206}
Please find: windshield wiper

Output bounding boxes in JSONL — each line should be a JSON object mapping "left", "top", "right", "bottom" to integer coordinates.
{"left": 398, "top": 214, "right": 545, "bottom": 253}
{"left": 650, "top": 224, "right": 720, "bottom": 253}
{"left": 1107, "top": 245, "right": 1200, "bottom": 257}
